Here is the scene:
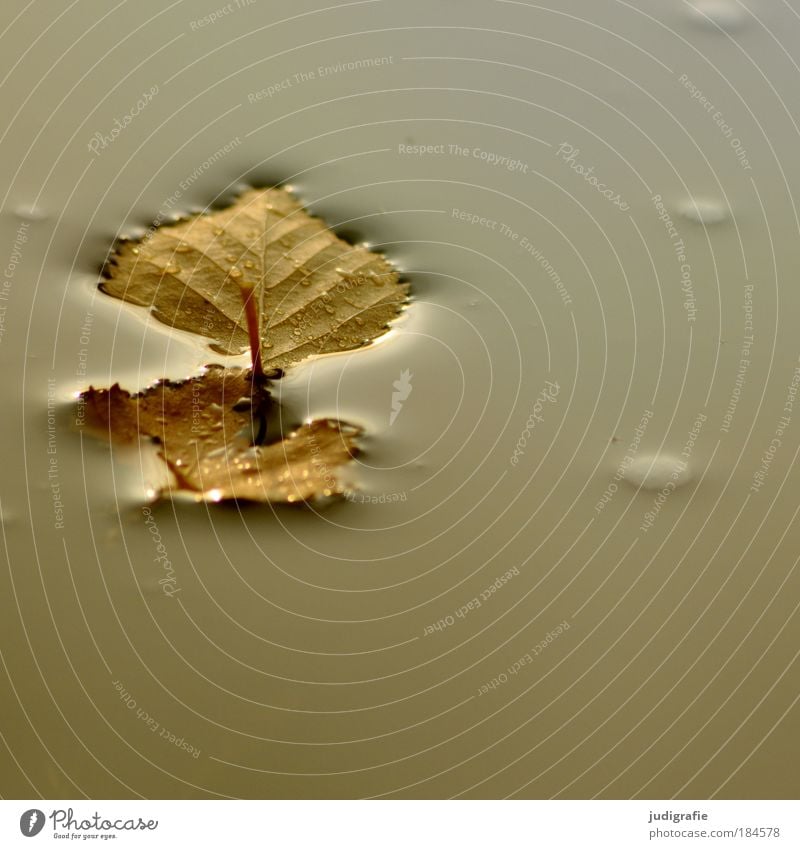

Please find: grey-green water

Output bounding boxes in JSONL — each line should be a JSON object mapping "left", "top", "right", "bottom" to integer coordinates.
{"left": 1, "top": 0, "right": 799, "bottom": 798}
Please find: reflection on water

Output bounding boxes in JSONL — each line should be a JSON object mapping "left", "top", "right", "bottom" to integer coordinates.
{"left": 677, "top": 197, "right": 730, "bottom": 226}
{"left": 687, "top": 1, "right": 749, "bottom": 31}
{"left": 1, "top": 0, "right": 799, "bottom": 800}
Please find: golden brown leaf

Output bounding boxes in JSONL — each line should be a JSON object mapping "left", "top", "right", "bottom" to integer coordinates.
{"left": 101, "top": 186, "right": 408, "bottom": 367}
{"left": 81, "top": 366, "right": 360, "bottom": 503}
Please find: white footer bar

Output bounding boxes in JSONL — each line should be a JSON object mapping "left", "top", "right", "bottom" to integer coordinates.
{"left": 2, "top": 800, "right": 796, "bottom": 848}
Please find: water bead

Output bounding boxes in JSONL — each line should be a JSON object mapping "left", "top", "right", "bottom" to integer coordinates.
{"left": 687, "top": 1, "right": 748, "bottom": 30}
{"left": 13, "top": 204, "right": 48, "bottom": 220}
{"left": 624, "top": 454, "right": 692, "bottom": 491}
{"left": 678, "top": 197, "right": 729, "bottom": 225}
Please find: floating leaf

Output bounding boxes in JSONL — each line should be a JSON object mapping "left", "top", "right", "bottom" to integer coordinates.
{"left": 81, "top": 366, "right": 360, "bottom": 503}
{"left": 82, "top": 185, "right": 407, "bottom": 505}
{"left": 101, "top": 186, "right": 408, "bottom": 367}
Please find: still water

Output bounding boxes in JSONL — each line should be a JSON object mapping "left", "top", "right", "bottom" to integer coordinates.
{"left": 1, "top": 0, "right": 799, "bottom": 798}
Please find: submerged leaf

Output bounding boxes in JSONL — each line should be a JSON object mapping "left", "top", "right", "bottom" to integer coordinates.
{"left": 101, "top": 186, "right": 408, "bottom": 367}
{"left": 81, "top": 366, "right": 360, "bottom": 503}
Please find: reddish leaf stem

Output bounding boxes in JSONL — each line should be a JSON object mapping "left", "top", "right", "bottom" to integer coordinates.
{"left": 239, "top": 282, "right": 265, "bottom": 384}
